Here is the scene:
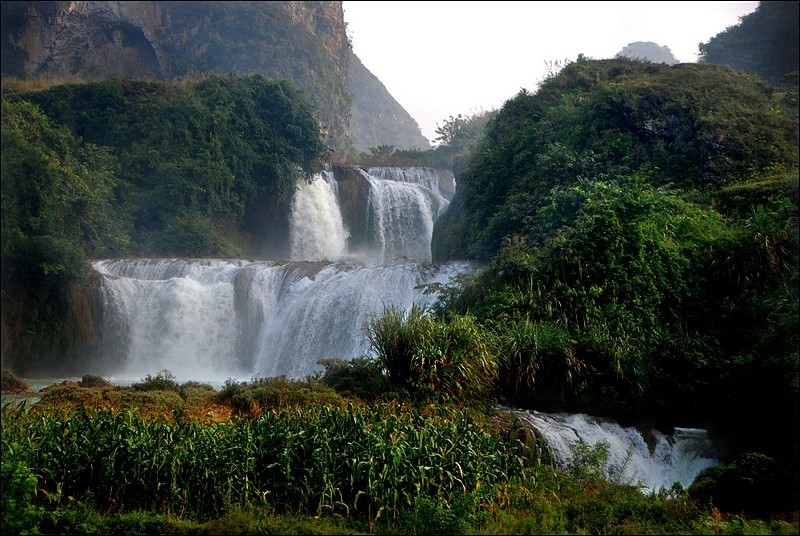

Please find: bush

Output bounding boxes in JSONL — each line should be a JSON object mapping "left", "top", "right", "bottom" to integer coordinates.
{"left": 366, "top": 305, "right": 498, "bottom": 399}
{"left": 494, "top": 319, "right": 582, "bottom": 406}
{"left": 79, "top": 374, "right": 112, "bottom": 388}
{"left": 688, "top": 452, "right": 798, "bottom": 516}
{"left": 318, "top": 357, "right": 388, "bottom": 401}
{"left": 0, "top": 368, "right": 32, "bottom": 393}
{"left": 216, "top": 376, "right": 346, "bottom": 414}
{"left": 131, "top": 369, "right": 179, "bottom": 392}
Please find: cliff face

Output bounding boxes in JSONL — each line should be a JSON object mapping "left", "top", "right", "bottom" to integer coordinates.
{"left": 1, "top": 1, "right": 353, "bottom": 153}
{"left": 348, "top": 51, "right": 431, "bottom": 152}
{"left": 1, "top": 0, "right": 430, "bottom": 156}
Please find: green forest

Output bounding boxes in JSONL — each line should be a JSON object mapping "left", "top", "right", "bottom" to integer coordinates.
{"left": 2, "top": 1, "right": 799, "bottom": 534}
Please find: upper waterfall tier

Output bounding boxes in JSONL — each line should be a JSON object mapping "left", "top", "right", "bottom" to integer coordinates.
{"left": 289, "top": 165, "right": 454, "bottom": 264}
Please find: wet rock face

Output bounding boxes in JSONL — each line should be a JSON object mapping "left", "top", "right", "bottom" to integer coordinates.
{"left": 330, "top": 164, "right": 372, "bottom": 249}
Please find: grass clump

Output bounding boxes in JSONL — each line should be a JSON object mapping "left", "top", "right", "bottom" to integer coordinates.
{"left": 131, "top": 369, "right": 180, "bottom": 392}
{"left": 217, "top": 375, "right": 348, "bottom": 415}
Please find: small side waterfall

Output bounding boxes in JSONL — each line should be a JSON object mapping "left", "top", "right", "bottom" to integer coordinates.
{"left": 289, "top": 167, "right": 349, "bottom": 262}
{"left": 513, "top": 410, "right": 719, "bottom": 493}
{"left": 361, "top": 166, "right": 452, "bottom": 264}
{"left": 93, "top": 165, "right": 467, "bottom": 383}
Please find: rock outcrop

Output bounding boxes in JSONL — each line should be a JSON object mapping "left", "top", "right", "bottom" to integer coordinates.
{"left": 348, "top": 51, "right": 431, "bottom": 152}
{"left": 1, "top": 0, "right": 430, "bottom": 156}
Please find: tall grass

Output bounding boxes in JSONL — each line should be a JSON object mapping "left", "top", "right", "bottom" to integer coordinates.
{"left": 1, "top": 401, "right": 528, "bottom": 525}
{"left": 366, "top": 305, "right": 497, "bottom": 399}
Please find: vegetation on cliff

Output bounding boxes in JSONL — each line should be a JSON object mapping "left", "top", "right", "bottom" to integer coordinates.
{"left": 1, "top": 74, "right": 328, "bottom": 370}
{"left": 427, "top": 56, "right": 798, "bottom": 480}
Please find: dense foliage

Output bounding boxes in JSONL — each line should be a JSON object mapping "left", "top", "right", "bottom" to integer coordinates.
{"left": 1, "top": 75, "right": 328, "bottom": 370}
{"left": 434, "top": 59, "right": 797, "bottom": 262}
{"left": 428, "top": 57, "right": 799, "bottom": 483}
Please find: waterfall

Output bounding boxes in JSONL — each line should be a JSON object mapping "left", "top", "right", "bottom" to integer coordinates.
{"left": 93, "top": 166, "right": 469, "bottom": 383}
{"left": 512, "top": 409, "right": 720, "bottom": 493}
{"left": 289, "top": 167, "right": 348, "bottom": 262}
{"left": 361, "top": 167, "right": 452, "bottom": 264}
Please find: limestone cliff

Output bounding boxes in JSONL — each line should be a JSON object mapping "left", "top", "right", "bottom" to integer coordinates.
{"left": 1, "top": 0, "right": 430, "bottom": 157}
{"left": 348, "top": 50, "right": 431, "bottom": 152}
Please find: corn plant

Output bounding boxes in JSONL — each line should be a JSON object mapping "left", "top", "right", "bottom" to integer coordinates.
{"left": 1, "top": 400, "right": 536, "bottom": 526}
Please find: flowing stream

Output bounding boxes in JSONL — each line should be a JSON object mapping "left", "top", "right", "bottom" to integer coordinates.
{"left": 511, "top": 409, "right": 719, "bottom": 493}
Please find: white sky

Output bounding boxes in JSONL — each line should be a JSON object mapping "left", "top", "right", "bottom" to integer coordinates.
{"left": 343, "top": 1, "right": 759, "bottom": 144}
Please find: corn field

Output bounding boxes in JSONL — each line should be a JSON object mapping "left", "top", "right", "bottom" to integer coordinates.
{"left": 1, "top": 402, "right": 531, "bottom": 524}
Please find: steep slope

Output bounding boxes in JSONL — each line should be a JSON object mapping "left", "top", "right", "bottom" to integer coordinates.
{"left": 347, "top": 51, "right": 431, "bottom": 152}
{"left": 1, "top": 1, "right": 353, "bottom": 152}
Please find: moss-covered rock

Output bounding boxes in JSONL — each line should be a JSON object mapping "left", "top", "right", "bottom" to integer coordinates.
{"left": 688, "top": 451, "right": 798, "bottom": 516}
{"left": 0, "top": 368, "right": 32, "bottom": 394}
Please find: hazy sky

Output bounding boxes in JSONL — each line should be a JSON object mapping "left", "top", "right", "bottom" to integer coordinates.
{"left": 343, "top": 1, "right": 759, "bottom": 144}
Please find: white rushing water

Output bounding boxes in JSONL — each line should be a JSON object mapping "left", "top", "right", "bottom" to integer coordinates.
{"left": 289, "top": 167, "right": 349, "bottom": 262}
{"left": 93, "top": 166, "right": 466, "bottom": 383}
{"left": 67, "top": 164, "right": 723, "bottom": 490}
{"left": 513, "top": 410, "right": 720, "bottom": 493}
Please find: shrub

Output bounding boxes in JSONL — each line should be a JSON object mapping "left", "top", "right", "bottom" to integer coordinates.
{"left": 79, "top": 374, "right": 112, "bottom": 388}
{"left": 131, "top": 369, "right": 179, "bottom": 392}
{"left": 318, "top": 357, "right": 388, "bottom": 401}
{"left": 688, "top": 452, "right": 797, "bottom": 516}
{"left": 217, "top": 376, "right": 346, "bottom": 414}
{"left": 494, "top": 318, "right": 582, "bottom": 406}
{"left": 1, "top": 368, "right": 32, "bottom": 393}
{"left": 366, "top": 305, "right": 498, "bottom": 399}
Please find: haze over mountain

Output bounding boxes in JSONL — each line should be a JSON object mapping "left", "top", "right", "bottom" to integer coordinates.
{"left": 347, "top": 50, "right": 431, "bottom": 152}
{"left": 616, "top": 41, "right": 679, "bottom": 65}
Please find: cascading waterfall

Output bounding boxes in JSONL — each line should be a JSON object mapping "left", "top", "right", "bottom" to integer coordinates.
{"left": 289, "top": 167, "right": 349, "bottom": 262}
{"left": 361, "top": 167, "right": 451, "bottom": 264}
{"left": 512, "top": 410, "right": 719, "bottom": 493}
{"left": 92, "top": 164, "right": 721, "bottom": 487}
{"left": 94, "top": 165, "right": 465, "bottom": 383}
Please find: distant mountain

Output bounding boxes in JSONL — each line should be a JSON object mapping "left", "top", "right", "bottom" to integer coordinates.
{"left": 0, "top": 0, "right": 429, "bottom": 156}
{"left": 347, "top": 51, "right": 430, "bottom": 153}
{"left": 616, "top": 41, "right": 679, "bottom": 65}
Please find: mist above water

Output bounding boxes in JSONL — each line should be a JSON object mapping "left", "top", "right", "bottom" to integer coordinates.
{"left": 93, "top": 166, "right": 467, "bottom": 383}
